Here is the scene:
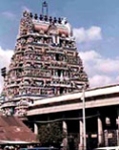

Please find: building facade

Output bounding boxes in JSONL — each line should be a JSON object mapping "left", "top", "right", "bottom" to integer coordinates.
{"left": 0, "top": 8, "right": 88, "bottom": 116}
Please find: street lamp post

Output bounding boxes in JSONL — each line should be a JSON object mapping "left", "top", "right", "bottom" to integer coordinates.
{"left": 81, "top": 84, "right": 86, "bottom": 150}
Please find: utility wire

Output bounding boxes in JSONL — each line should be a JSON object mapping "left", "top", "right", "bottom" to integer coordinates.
{"left": 31, "top": 113, "right": 99, "bottom": 124}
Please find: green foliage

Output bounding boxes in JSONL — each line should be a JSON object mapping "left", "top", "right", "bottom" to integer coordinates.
{"left": 37, "top": 122, "right": 65, "bottom": 146}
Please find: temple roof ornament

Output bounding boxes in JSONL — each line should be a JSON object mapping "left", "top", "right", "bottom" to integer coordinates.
{"left": 42, "top": 1, "right": 48, "bottom": 16}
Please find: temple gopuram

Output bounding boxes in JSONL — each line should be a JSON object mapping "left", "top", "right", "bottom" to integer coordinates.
{"left": 0, "top": 2, "right": 88, "bottom": 117}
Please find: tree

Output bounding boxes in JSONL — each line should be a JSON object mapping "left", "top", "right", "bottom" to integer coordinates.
{"left": 37, "top": 122, "right": 65, "bottom": 147}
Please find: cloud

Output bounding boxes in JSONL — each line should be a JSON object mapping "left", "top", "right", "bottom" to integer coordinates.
{"left": 97, "top": 58, "right": 119, "bottom": 73}
{"left": 79, "top": 50, "right": 101, "bottom": 76}
{"left": 116, "top": 76, "right": 119, "bottom": 82}
{"left": 1, "top": 11, "right": 16, "bottom": 20}
{"left": 80, "top": 50, "right": 119, "bottom": 88}
{"left": 89, "top": 75, "right": 113, "bottom": 87}
{"left": 73, "top": 26, "right": 102, "bottom": 43}
{"left": 79, "top": 50, "right": 101, "bottom": 62}
{"left": 87, "top": 26, "right": 102, "bottom": 41}
{"left": 0, "top": 46, "right": 13, "bottom": 92}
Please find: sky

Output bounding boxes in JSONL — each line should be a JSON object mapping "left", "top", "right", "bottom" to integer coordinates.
{"left": 0, "top": 0, "right": 119, "bottom": 92}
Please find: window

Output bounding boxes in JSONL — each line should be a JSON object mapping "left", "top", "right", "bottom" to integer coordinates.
{"left": 60, "top": 87, "right": 64, "bottom": 94}
{"left": 56, "top": 54, "right": 60, "bottom": 61}
{"left": 57, "top": 70, "right": 61, "bottom": 77}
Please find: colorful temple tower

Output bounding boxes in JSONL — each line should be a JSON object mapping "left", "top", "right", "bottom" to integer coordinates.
{"left": 0, "top": 2, "right": 88, "bottom": 116}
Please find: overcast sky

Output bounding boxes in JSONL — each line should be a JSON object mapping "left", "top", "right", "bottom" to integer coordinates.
{"left": 0, "top": 0, "right": 119, "bottom": 92}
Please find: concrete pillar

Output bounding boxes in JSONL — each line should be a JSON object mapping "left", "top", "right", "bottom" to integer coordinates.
{"left": 97, "top": 117, "right": 103, "bottom": 146}
{"left": 34, "top": 123, "right": 38, "bottom": 135}
{"left": 104, "top": 130, "right": 108, "bottom": 146}
{"left": 62, "top": 121, "right": 68, "bottom": 150}
{"left": 117, "top": 108, "right": 119, "bottom": 146}
{"left": 105, "top": 117, "right": 111, "bottom": 125}
{"left": 79, "top": 120, "right": 83, "bottom": 150}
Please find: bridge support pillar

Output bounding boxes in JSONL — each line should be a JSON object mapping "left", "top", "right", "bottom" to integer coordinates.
{"left": 79, "top": 120, "right": 83, "bottom": 150}
{"left": 117, "top": 108, "right": 119, "bottom": 146}
{"left": 34, "top": 123, "right": 38, "bottom": 135}
{"left": 97, "top": 117, "right": 103, "bottom": 146}
{"left": 62, "top": 121, "right": 68, "bottom": 150}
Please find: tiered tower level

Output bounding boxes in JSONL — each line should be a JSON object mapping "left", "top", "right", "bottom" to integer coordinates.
{"left": 0, "top": 6, "right": 88, "bottom": 116}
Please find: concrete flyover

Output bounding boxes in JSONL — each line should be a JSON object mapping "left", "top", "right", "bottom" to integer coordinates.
{"left": 27, "top": 84, "right": 119, "bottom": 116}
